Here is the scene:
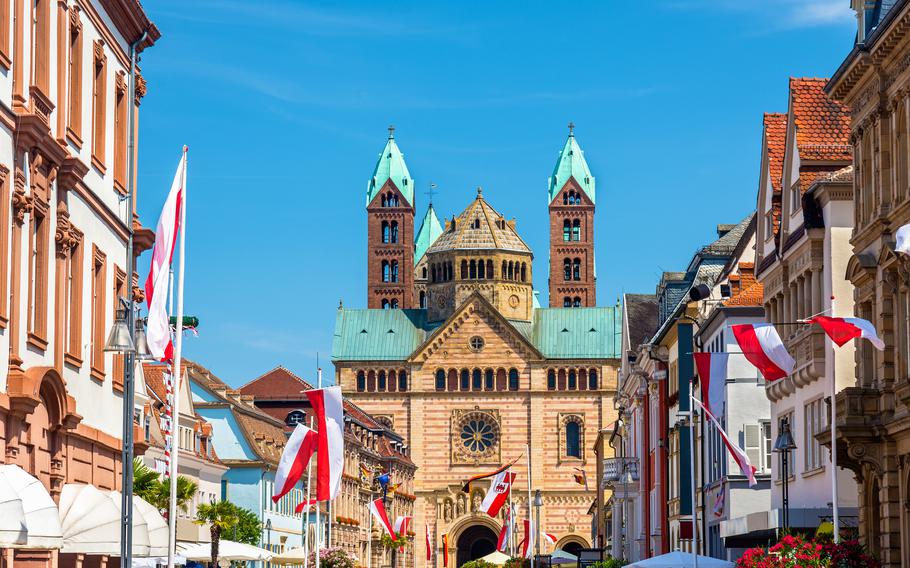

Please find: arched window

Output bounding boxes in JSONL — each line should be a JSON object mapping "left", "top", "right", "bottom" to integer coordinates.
{"left": 501, "top": 261, "right": 507, "bottom": 279}
{"left": 572, "top": 219, "right": 580, "bottom": 241}
{"left": 436, "top": 369, "right": 446, "bottom": 391}
{"left": 486, "top": 260, "right": 493, "bottom": 279}
{"left": 391, "top": 261, "right": 399, "bottom": 282}
{"left": 473, "top": 218, "right": 481, "bottom": 229}
{"left": 508, "top": 261, "right": 514, "bottom": 280}
{"left": 564, "top": 258, "right": 571, "bottom": 281}
{"left": 573, "top": 297, "right": 581, "bottom": 307}
{"left": 388, "top": 370, "right": 397, "bottom": 392}
{"left": 508, "top": 368, "right": 519, "bottom": 391}
{"left": 589, "top": 369, "right": 598, "bottom": 389}
{"left": 391, "top": 298, "right": 399, "bottom": 309}
{"left": 460, "top": 369, "right": 470, "bottom": 391}
{"left": 565, "top": 421, "right": 581, "bottom": 458}
{"left": 470, "top": 260, "right": 477, "bottom": 279}
{"left": 496, "top": 368, "right": 507, "bottom": 390}
{"left": 568, "top": 370, "right": 577, "bottom": 390}
{"left": 563, "top": 192, "right": 568, "bottom": 205}
{"left": 382, "top": 221, "right": 390, "bottom": 243}
{"left": 547, "top": 370, "right": 556, "bottom": 390}
{"left": 484, "top": 369, "right": 494, "bottom": 390}
{"left": 419, "top": 291, "right": 426, "bottom": 309}
{"left": 381, "top": 299, "right": 390, "bottom": 309}
{"left": 356, "top": 371, "right": 366, "bottom": 392}
{"left": 563, "top": 220, "right": 571, "bottom": 241}
{"left": 378, "top": 371, "right": 387, "bottom": 391}
{"left": 382, "top": 261, "right": 390, "bottom": 282}
{"left": 520, "top": 263, "right": 527, "bottom": 282}
{"left": 564, "top": 297, "right": 571, "bottom": 307}
{"left": 390, "top": 221, "right": 399, "bottom": 243}
{"left": 431, "top": 265, "right": 437, "bottom": 283}
{"left": 398, "top": 371, "right": 408, "bottom": 391}
{"left": 448, "top": 369, "right": 458, "bottom": 391}
{"left": 478, "top": 259, "right": 485, "bottom": 279}
{"left": 472, "top": 369, "right": 482, "bottom": 390}
{"left": 461, "top": 260, "right": 468, "bottom": 279}
{"left": 573, "top": 258, "right": 581, "bottom": 280}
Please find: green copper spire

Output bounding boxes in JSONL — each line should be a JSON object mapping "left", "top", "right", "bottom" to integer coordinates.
{"left": 548, "top": 122, "right": 596, "bottom": 205}
{"left": 414, "top": 203, "right": 443, "bottom": 264}
{"left": 366, "top": 125, "right": 415, "bottom": 207}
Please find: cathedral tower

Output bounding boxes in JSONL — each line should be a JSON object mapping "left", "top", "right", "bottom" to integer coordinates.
{"left": 366, "top": 127, "right": 416, "bottom": 309}
{"left": 548, "top": 123, "right": 596, "bottom": 307}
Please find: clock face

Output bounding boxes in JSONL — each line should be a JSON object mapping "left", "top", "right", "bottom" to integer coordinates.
{"left": 508, "top": 294, "right": 520, "bottom": 308}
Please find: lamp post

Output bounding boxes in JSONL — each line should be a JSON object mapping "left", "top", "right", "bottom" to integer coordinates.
{"left": 533, "top": 490, "right": 543, "bottom": 561}
{"left": 266, "top": 518, "right": 273, "bottom": 568}
{"left": 773, "top": 417, "right": 796, "bottom": 532}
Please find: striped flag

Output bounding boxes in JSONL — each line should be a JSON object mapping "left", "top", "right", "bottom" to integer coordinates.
{"left": 807, "top": 316, "right": 885, "bottom": 351}
{"left": 272, "top": 423, "right": 318, "bottom": 504}
{"left": 479, "top": 471, "right": 515, "bottom": 517}
{"left": 732, "top": 323, "right": 795, "bottom": 381}
{"left": 442, "top": 533, "right": 449, "bottom": 567}
{"left": 572, "top": 468, "right": 588, "bottom": 489}
{"left": 426, "top": 525, "right": 431, "bottom": 561}
{"left": 369, "top": 498, "right": 395, "bottom": 539}
{"left": 694, "top": 352, "right": 729, "bottom": 415}
{"left": 694, "top": 397, "right": 757, "bottom": 486}
{"left": 496, "top": 505, "right": 513, "bottom": 552}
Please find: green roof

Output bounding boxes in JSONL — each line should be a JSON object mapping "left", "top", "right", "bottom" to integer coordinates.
{"left": 332, "top": 309, "right": 435, "bottom": 361}
{"left": 414, "top": 204, "right": 443, "bottom": 264}
{"left": 332, "top": 305, "right": 621, "bottom": 362}
{"left": 366, "top": 132, "right": 414, "bottom": 207}
{"left": 548, "top": 132, "right": 596, "bottom": 205}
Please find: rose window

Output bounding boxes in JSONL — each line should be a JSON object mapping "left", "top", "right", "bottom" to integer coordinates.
{"left": 460, "top": 417, "right": 496, "bottom": 453}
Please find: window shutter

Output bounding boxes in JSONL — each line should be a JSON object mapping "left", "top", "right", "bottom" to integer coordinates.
{"left": 744, "top": 424, "right": 761, "bottom": 467}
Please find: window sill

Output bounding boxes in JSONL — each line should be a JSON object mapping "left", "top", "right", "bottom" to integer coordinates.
{"left": 773, "top": 475, "right": 796, "bottom": 486}
{"left": 802, "top": 466, "right": 825, "bottom": 479}
{"left": 113, "top": 177, "right": 126, "bottom": 196}
{"left": 64, "top": 352, "right": 83, "bottom": 369}
{"left": 0, "top": 50, "right": 9, "bottom": 71}
{"left": 91, "top": 154, "right": 106, "bottom": 175}
{"left": 66, "top": 127, "right": 83, "bottom": 150}
{"left": 112, "top": 380, "right": 124, "bottom": 393}
{"left": 0, "top": 314, "right": 7, "bottom": 329}
{"left": 27, "top": 332, "right": 48, "bottom": 352}
{"left": 90, "top": 366, "right": 105, "bottom": 383}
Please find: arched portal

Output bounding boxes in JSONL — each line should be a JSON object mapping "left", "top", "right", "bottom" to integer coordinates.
{"left": 456, "top": 524, "right": 498, "bottom": 567}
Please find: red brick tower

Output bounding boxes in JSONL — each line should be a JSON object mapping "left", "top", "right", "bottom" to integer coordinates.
{"left": 548, "top": 123, "right": 597, "bottom": 307}
{"left": 366, "top": 127, "right": 415, "bottom": 309}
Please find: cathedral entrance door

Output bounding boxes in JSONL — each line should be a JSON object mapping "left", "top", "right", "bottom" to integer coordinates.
{"left": 456, "top": 525, "right": 498, "bottom": 567}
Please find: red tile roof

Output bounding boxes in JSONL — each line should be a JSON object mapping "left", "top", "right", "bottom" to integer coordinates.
{"left": 724, "top": 262, "right": 764, "bottom": 307}
{"left": 790, "top": 78, "right": 852, "bottom": 161}
{"left": 238, "top": 366, "right": 314, "bottom": 399}
{"left": 764, "top": 113, "right": 787, "bottom": 236}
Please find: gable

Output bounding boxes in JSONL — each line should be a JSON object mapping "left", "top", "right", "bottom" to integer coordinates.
{"left": 178, "top": 370, "right": 195, "bottom": 419}
{"left": 411, "top": 295, "right": 542, "bottom": 364}
{"left": 190, "top": 381, "right": 219, "bottom": 403}
{"left": 239, "top": 367, "right": 313, "bottom": 398}
{"left": 332, "top": 308, "right": 430, "bottom": 361}
{"left": 549, "top": 176, "right": 595, "bottom": 208}
{"left": 366, "top": 178, "right": 413, "bottom": 210}
{"left": 196, "top": 407, "right": 259, "bottom": 461}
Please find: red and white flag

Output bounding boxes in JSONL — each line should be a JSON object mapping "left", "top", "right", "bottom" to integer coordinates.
{"left": 144, "top": 150, "right": 186, "bottom": 361}
{"left": 694, "top": 352, "right": 729, "bottom": 415}
{"left": 731, "top": 323, "right": 795, "bottom": 381}
{"left": 896, "top": 222, "right": 910, "bottom": 255}
{"left": 479, "top": 470, "right": 515, "bottom": 517}
{"left": 272, "top": 423, "right": 318, "bottom": 504}
{"left": 694, "top": 398, "right": 757, "bottom": 487}
{"left": 496, "top": 505, "right": 513, "bottom": 552}
{"left": 543, "top": 532, "right": 557, "bottom": 546}
{"left": 807, "top": 316, "right": 885, "bottom": 351}
{"left": 520, "top": 518, "right": 535, "bottom": 558}
{"left": 303, "top": 386, "right": 344, "bottom": 503}
{"left": 393, "top": 515, "right": 412, "bottom": 538}
{"left": 425, "top": 525, "right": 432, "bottom": 561}
{"left": 369, "top": 498, "right": 396, "bottom": 539}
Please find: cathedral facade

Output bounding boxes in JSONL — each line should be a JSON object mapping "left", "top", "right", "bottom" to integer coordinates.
{"left": 332, "top": 127, "right": 620, "bottom": 567}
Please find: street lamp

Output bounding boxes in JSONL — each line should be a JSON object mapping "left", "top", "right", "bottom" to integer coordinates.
{"left": 773, "top": 417, "right": 797, "bottom": 531}
{"left": 104, "top": 302, "right": 135, "bottom": 353}
{"left": 265, "top": 518, "right": 273, "bottom": 568}
{"left": 533, "top": 490, "right": 543, "bottom": 560}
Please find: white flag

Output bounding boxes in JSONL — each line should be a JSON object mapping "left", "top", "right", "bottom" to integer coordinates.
{"left": 897, "top": 223, "right": 910, "bottom": 255}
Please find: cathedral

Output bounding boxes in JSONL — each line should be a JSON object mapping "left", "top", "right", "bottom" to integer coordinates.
{"left": 332, "top": 126, "right": 621, "bottom": 567}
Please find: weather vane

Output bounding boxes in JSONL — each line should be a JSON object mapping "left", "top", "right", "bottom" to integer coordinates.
{"left": 426, "top": 183, "right": 438, "bottom": 205}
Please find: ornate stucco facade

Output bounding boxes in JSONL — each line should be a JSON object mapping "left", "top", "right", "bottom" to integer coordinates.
{"left": 334, "top": 128, "right": 621, "bottom": 567}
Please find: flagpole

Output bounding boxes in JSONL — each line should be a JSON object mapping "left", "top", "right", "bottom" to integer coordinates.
{"left": 166, "top": 146, "right": 188, "bottom": 568}
{"left": 316, "top": 367, "right": 322, "bottom": 568}
{"left": 830, "top": 297, "right": 840, "bottom": 544}
{"left": 367, "top": 487, "right": 374, "bottom": 568}
{"left": 508, "top": 470, "right": 514, "bottom": 557}
{"left": 689, "top": 379, "right": 698, "bottom": 568}
{"left": 527, "top": 444, "right": 534, "bottom": 568}
{"left": 304, "top": 415, "right": 313, "bottom": 568}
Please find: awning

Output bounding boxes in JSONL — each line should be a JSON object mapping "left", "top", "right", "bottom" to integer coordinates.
{"left": 58, "top": 484, "right": 169, "bottom": 558}
{"left": 0, "top": 468, "right": 27, "bottom": 546}
{"left": 0, "top": 464, "right": 63, "bottom": 549}
{"left": 181, "top": 539, "right": 274, "bottom": 562}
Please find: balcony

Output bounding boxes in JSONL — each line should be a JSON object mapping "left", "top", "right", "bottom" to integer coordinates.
{"left": 602, "top": 457, "right": 639, "bottom": 488}
{"left": 822, "top": 386, "right": 883, "bottom": 475}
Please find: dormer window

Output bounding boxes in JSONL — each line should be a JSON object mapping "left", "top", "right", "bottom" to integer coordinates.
{"left": 790, "top": 181, "right": 801, "bottom": 214}
{"left": 286, "top": 410, "right": 306, "bottom": 426}
{"left": 764, "top": 210, "right": 774, "bottom": 241}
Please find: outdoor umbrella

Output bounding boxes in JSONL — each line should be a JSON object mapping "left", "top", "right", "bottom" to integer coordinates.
{"left": 271, "top": 546, "right": 309, "bottom": 565}
{"left": 627, "top": 551, "right": 734, "bottom": 568}
{"left": 550, "top": 549, "right": 578, "bottom": 565}
{"left": 181, "top": 539, "right": 275, "bottom": 562}
{"left": 478, "top": 550, "right": 512, "bottom": 565}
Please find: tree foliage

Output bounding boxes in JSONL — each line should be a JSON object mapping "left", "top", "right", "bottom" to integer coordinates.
{"left": 132, "top": 458, "right": 199, "bottom": 515}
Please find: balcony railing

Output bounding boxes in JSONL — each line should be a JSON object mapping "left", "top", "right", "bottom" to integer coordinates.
{"left": 602, "top": 457, "right": 639, "bottom": 486}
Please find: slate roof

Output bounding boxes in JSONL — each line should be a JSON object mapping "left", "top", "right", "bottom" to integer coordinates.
{"left": 791, "top": 78, "right": 852, "bottom": 162}
{"left": 332, "top": 302, "right": 621, "bottom": 362}
{"left": 864, "top": 0, "right": 900, "bottom": 37}
{"left": 428, "top": 191, "right": 532, "bottom": 254}
{"left": 366, "top": 131, "right": 414, "bottom": 207}
{"left": 548, "top": 130, "right": 596, "bottom": 205}
{"left": 414, "top": 204, "right": 443, "bottom": 264}
{"left": 624, "top": 294, "right": 659, "bottom": 348}
{"left": 699, "top": 215, "right": 753, "bottom": 258}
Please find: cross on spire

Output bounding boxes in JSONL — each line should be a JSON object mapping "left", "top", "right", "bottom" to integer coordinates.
{"left": 568, "top": 121, "right": 575, "bottom": 136}
{"left": 388, "top": 124, "right": 395, "bottom": 139}
{"left": 425, "top": 183, "right": 438, "bottom": 206}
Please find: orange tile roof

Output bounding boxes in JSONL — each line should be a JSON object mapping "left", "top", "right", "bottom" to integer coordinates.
{"left": 790, "top": 78, "right": 851, "bottom": 161}
{"left": 724, "top": 262, "right": 764, "bottom": 307}
{"left": 238, "top": 366, "right": 314, "bottom": 399}
{"left": 764, "top": 113, "right": 787, "bottom": 192}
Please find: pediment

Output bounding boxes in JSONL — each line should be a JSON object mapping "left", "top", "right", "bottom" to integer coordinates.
{"left": 367, "top": 178, "right": 413, "bottom": 210}
{"left": 409, "top": 292, "right": 542, "bottom": 364}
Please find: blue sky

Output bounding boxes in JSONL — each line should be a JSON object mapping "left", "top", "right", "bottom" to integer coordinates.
{"left": 135, "top": 0, "right": 857, "bottom": 386}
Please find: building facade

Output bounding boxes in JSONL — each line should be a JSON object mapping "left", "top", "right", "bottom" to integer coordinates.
{"left": 755, "top": 77, "right": 859, "bottom": 540}
{"left": 0, "top": 1, "right": 159, "bottom": 566}
{"left": 334, "top": 128, "right": 621, "bottom": 567}
{"left": 826, "top": 1, "right": 910, "bottom": 564}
